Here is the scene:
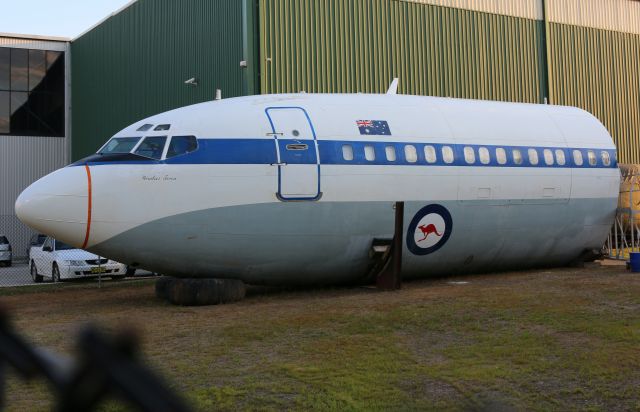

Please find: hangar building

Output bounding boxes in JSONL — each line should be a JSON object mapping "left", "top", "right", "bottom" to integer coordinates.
{"left": 2, "top": 0, "right": 640, "bottom": 256}
{"left": 0, "top": 33, "right": 69, "bottom": 256}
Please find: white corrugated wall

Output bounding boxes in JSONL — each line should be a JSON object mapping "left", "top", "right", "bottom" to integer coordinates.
{"left": 399, "top": 0, "right": 542, "bottom": 20}
{"left": 547, "top": 0, "right": 640, "bottom": 35}
{"left": 0, "top": 137, "right": 67, "bottom": 216}
{"left": 401, "top": 0, "right": 640, "bottom": 34}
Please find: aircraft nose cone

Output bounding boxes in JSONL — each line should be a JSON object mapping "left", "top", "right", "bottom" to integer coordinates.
{"left": 15, "top": 166, "right": 90, "bottom": 248}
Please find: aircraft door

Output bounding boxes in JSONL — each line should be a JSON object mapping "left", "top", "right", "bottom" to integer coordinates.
{"left": 266, "top": 107, "right": 321, "bottom": 200}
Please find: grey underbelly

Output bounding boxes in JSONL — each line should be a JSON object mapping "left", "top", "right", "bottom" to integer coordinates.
{"left": 88, "top": 199, "right": 616, "bottom": 285}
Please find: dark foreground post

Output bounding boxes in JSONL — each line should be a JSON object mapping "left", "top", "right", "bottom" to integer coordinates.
{"left": 376, "top": 201, "right": 404, "bottom": 290}
{"left": 0, "top": 306, "right": 192, "bottom": 412}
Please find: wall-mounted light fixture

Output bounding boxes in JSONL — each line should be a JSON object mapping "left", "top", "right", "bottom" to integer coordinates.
{"left": 184, "top": 77, "right": 199, "bottom": 86}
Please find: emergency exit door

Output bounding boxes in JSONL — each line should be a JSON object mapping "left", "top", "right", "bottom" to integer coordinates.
{"left": 266, "top": 107, "right": 321, "bottom": 200}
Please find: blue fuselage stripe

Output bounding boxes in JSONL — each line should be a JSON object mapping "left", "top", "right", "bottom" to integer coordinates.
{"left": 80, "top": 138, "right": 618, "bottom": 169}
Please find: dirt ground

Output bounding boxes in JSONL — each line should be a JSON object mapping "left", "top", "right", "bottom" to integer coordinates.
{"left": 1, "top": 261, "right": 639, "bottom": 411}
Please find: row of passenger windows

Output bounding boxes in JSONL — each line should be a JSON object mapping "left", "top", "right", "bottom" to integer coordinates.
{"left": 341, "top": 144, "right": 612, "bottom": 167}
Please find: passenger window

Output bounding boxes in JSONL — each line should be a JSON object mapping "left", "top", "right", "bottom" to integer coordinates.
{"left": 424, "top": 145, "right": 437, "bottom": 163}
{"left": 442, "top": 146, "right": 454, "bottom": 164}
{"left": 166, "top": 136, "right": 198, "bottom": 159}
{"left": 342, "top": 145, "right": 354, "bottom": 161}
{"left": 555, "top": 149, "right": 566, "bottom": 166}
{"left": 573, "top": 150, "right": 583, "bottom": 166}
{"left": 543, "top": 149, "right": 554, "bottom": 165}
{"left": 134, "top": 136, "right": 167, "bottom": 160}
{"left": 528, "top": 148, "right": 539, "bottom": 165}
{"left": 464, "top": 147, "right": 475, "bottom": 164}
{"left": 364, "top": 145, "right": 375, "bottom": 161}
{"left": 479, "top": 147, "right": 490, "bottom": 164}
{"left": 385, "top": 146, "right": 397, "bottom": 161}
{"left": 513, "top": 149, "right": 523, "bottom": 165}
{"left": 404, "top": 145, "right": 418, "bottom": 163}
{"left": 601, "top": 151, "right": 611, "bottom": 166}
{"left": 496, "top": 148, "right": 507, "bottom": 165}
{"left": 587, "top": 150, "right": 597, "bottom": 166}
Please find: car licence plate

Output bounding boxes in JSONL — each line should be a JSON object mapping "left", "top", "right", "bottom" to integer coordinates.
{"left": 91, "top": 267, "right": 107, "bottom": 274}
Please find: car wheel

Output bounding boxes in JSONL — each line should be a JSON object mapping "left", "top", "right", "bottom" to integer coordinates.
{"left": 6, "top": 261, "right": 11, "bottom": 267}
{"left": 52, "top": 263, "right": 61, "bottom": 283}
{"left": 126, "top": 266, "right": 136, "bottom": 277}
{"left": 31, "top": 261, "right": 43, "bottom": 283}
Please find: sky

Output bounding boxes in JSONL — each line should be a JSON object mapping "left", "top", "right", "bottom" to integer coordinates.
{"left": 0, "top": 0, "right": 133, "bottom": 39}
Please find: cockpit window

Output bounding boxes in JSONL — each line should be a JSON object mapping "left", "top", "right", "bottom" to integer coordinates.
{"left": 99, "top": 137, "right": 142, "bottom": 154}
{"left": 166, "top": 136, "right": 198, "bottom": 159}
{"left": 134, "top": 136, "right": 167, "bottom": 159}
{"left": 137, "top": 124, "right": 154, "bottom": 132}
{"left": 154, "top": 124, "right": 171, "bottom": 131}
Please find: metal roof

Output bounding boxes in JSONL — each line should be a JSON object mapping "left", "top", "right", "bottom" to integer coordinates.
{"left": 0, "top": 32, "right": 69, "bottom": 42}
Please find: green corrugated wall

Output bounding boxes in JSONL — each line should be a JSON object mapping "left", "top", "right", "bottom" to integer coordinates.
{"left": 259, "top": 0, "right": 547, "bottom": 103}
{"left": 547, "top": 23, "right": 640, "bottom": 163}
{"left": 71, "top": 0, "right": 246, "bottom": 160}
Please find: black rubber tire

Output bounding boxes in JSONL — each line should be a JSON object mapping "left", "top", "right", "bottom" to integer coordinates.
{"left": 52, "top": 263, "right": 61, "bottom": 283}
{"left": 31, "top": 261, "right": 43, "bottom": 283}
{"left": 156, "top": 277, "right": 246, "bottom": 306}
{"left": 126, "top": 267, "right": 136, "bottom": 277}
{"left": 6, "top": 261, "right": 11, "bottom": 267}
{"left": 155, "top": 276, "right": 172, "bottom": 301}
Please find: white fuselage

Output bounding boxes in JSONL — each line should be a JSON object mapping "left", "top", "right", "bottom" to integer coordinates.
{"left": 15, "top": 94, "right": 619, "bottom": 285}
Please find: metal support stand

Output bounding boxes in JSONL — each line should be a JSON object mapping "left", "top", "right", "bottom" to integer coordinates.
{"left": 604, "top": 165, "right": 640, "bottom": 260}
{"left": 376, "top": 202, "right": 404, "bottom": 290}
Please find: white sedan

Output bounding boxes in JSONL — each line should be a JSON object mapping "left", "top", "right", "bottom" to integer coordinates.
{"left": 30, "top": 237, "right": 127, "bottom": 283}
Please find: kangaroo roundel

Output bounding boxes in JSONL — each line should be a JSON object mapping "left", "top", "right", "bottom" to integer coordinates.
{"left": 407, "top": 204, "right": 453, "bottom": 255}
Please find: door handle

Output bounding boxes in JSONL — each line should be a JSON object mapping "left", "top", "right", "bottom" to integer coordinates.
{"left": 270, "top": 162, "right": 288, "bottom": 166}
{"left": 286, "top": 144, "right": 308, "bottom": 151}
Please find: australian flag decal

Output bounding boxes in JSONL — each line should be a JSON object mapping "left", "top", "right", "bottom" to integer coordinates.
{"left": 356, "top": 120, "right": 392, "bottom": 136}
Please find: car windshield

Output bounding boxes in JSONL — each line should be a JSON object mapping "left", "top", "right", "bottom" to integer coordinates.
{"left": 99, "top": 137, "right": 142, "bottom": 154}
{"left": 55, "top": 240, "right": 75, "bottom": 251}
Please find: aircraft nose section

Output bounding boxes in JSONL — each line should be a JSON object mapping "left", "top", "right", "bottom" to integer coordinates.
{"left": 15, "top": 166, "right": 90, "bottom": 248}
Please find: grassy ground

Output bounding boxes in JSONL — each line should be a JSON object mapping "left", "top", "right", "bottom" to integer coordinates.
{"left": 1, "top": 262, "right": 639, "bottom": 411}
